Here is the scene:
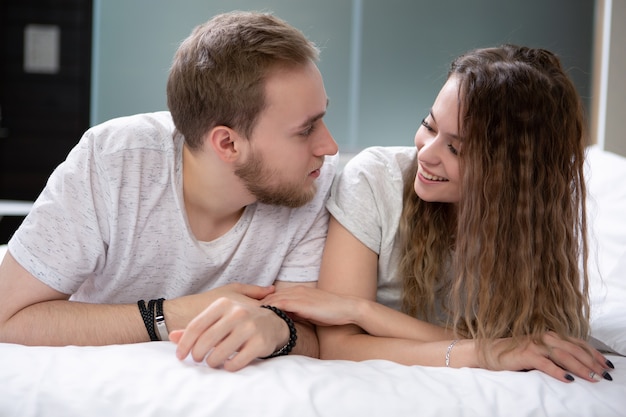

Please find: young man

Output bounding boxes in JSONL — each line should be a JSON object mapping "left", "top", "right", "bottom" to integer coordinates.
{"left": 0, "top": 11, "right": 338, "bottom": 372}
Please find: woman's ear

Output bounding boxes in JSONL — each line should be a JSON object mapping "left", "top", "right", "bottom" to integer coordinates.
{"left": 206, "top": 126, "right": 244, "bottom": 163}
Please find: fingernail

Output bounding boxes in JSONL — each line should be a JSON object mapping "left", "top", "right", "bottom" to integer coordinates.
{"left": 565, "top": 373, "right": 575, "bottom": 382}
{"left": 606, "top": 359, "right": 615, "bottom": 369}
{"left": 603, "top": 371, "right": 613, "bottom": 382}
{"left": 590, "top": 371, "right": 603, "bottom": 382}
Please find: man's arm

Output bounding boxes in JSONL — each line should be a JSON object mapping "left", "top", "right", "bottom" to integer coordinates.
{"left": 0, "top": 250, "right": 275, "bottom": 348}
{"left": 168, "top": 280, "right": 320, "bottom": 372}
{"left": 0, "top": 251, "right": 148, "bottom": 345}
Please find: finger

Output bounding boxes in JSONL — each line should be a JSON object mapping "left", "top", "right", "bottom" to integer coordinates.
{"left": 221, "top": 316, "right": 285, "bottom": 372}
{"left": 175, "top": 303, "right": 224, "bottom": 360}
{"left": 207, "top": 312, "right": 279, "bottom": 371}
{"left": 216, "top": 327, "right": 264, "bottom": 372}
{"left": 562, "top": 336, "right": 610, "bottom": 369}
{"left": 223, "top": 340, "right": 262, "bottom": 372}
{"left": 168, "top": 329, "right": 183, "bottom": 343}
{"left": 531, "top": 355, "right": 578, "bottom": 383}
{"left": 263, "top": 289, "right": 311, "bottom": 312}
{"left": 261, "top": 294, "right": 292, "bottom": 310}
{"left": 199, "top": 301, "right": 274, "bottom": 367}
{"left": 188, "top": 307, "right": 247, "bottom": 363}
{"left": 203, "top": 334, "right": 238, "bottom": 369}
{"left": 585, "top": 343, "right": 616, "bottom": 371}
{"left": 239, "top": 284, "right": 276, "bottom": 300}
{"left": 547, "top": 338, "right": 613, "bottom": 382}
{"left": 189, "top": 326, "right": 229, "bottom": 364}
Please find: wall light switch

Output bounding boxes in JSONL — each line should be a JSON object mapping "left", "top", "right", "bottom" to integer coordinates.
{"left": 24, "top": 24, "right": 60, "bottom": 74}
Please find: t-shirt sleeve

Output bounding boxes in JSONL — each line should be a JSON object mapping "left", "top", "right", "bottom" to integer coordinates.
{"left": 326, "top": 147, "right": 409, "bottom": 255}
{"left": 8, "top": 130, "right": 111, "bottom": 294}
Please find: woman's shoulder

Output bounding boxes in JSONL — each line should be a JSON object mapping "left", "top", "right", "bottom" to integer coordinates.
{"left": 342, "top": 146, "right": 416, "bottom": 179}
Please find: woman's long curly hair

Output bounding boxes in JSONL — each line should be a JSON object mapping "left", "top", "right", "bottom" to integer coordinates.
{"left": 398, "top": 45, "right": 590, "bottom": 354}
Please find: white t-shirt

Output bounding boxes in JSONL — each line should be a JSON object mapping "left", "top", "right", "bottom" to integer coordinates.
{"left": 327, "top": 146, "right": 416, "bottom": 311}
{"left": 9, "top": 112, "right": 338, "bottom": 303}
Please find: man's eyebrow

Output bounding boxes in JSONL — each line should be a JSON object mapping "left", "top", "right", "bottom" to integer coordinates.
{"left": 297, "top": 98, "right": 329, "bottom": 128}
{"left": 429, "top": 109, "right": 461, "bottom": 140}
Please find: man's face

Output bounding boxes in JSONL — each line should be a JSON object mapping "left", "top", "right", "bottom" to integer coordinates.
{"left": 235, "top": 61, "right": 338, "bottom": 207}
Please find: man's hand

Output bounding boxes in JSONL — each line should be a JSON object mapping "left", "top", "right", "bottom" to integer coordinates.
{"left": 165, "top": 283, "right": 276, "bottom": 330}
{"left": 169, "top": 285, "right": 290, "bottom": 372}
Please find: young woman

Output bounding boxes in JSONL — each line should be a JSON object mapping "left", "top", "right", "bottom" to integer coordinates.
{"left": 264, "top": 44, "right": 614, "bottom": 383}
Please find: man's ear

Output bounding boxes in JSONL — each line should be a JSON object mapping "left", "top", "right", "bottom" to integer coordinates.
{"left": 206, "top": 126, "right": 244, "bottom": 162}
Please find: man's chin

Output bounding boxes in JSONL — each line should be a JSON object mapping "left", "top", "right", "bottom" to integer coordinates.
{"left": 258, "top": 184, "right": 317, "bottom": 208}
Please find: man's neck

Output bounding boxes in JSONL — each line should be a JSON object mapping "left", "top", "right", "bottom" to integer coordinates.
{"left": 182, "top": 144, "right": 253, "bottom": 242}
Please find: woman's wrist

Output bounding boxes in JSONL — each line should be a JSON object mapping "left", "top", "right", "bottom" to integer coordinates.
{"left": 447, "top": 339, "right": 480, "bottom": 368}
{"left": 351, "top": 296, "right": 372, "bottom": 328}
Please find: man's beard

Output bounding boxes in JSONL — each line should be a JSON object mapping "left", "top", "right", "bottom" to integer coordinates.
{"left": 234, "top": 151, "right": 320, "bottom": 208}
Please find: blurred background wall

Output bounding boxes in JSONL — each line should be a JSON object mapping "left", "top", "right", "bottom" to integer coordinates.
{"left": 91, "top": 0, "right": 600, "bottom": 153}
{"left": 1, "top": 0, "right": 624, "bottom": 243}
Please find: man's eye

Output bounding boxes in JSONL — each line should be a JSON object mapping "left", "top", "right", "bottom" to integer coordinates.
{"left": 300, "top": 125, "right": 315, "bottom": 136}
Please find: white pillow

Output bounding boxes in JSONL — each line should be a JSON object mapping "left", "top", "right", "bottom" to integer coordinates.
{"left": 586, "top": 145, "right": 626, "bottom": 355}
{"left": 590, "top": 250, "right": 626, "bottom": 355}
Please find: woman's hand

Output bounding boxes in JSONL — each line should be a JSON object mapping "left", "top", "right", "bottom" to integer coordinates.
{"left": 262, "top": 285, "right": 362, "bottom": 327}
{"left": 482, "top": 332, "right": 614, "bottom": 383}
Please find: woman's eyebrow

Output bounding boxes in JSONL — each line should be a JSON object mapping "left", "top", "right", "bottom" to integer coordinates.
{"left": 430, "top": 109, "right": 461, "bottom": 141}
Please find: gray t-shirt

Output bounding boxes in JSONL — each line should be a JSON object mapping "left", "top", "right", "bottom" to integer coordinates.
{"left": 327, "top": 146, "right": 416, "bottom": 311}
{"left": 9, "top": 111, "right": 338, "bottom": 303}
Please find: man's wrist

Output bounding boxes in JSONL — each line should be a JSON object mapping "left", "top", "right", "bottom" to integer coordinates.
{"left": 260, "top": 305, "right": 297, "bottom": 358}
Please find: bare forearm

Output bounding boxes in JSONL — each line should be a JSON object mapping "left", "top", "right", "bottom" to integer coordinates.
{"left": 319, "top": 328, "right": 477, "bottom": 368}
{"left": 352, "top": 297, "right": 452, "bottom": 342}
{"left": 1, "top": 300, "right": 148, "bottom": 346}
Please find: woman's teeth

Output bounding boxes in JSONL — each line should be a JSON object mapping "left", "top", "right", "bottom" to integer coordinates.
{"left": 419, "top": 167, "right": 448, "bottom": 182}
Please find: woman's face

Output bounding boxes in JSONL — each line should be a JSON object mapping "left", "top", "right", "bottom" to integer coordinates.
{"left": 413, "top": 76, "right": 462, "bottom": 203}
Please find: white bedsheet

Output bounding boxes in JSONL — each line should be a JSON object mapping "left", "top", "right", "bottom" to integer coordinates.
{"left": 1, "top": 341, "right": 624, "bottom": 417}
{"left": 1, "top": 145, "right": 626, "bottom": 416}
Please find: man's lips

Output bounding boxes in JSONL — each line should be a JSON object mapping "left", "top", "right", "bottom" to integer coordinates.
{"left": 308, "top": 167, "right": 321, "bottom": 178}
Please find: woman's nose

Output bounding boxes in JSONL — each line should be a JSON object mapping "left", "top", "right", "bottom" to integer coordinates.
{"left": 415, "top": 134, "right": 438, "bottom": 164}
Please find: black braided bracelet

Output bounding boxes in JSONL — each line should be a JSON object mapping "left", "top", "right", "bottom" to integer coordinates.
{"left": 260, "top": 305, "right": 297, "bottom": 359}
{"left": 137, "top": 299, "right": 159, "bottom": 341}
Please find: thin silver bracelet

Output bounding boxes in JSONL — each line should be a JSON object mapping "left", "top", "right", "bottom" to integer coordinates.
{"left": 445, "top": 339, "right": 460, "bottom": 367}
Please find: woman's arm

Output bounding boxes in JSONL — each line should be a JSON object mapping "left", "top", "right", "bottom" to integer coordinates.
{"left": 266, "top": 217, "right": 614, "bottom": 383}
{"left": 266, "top": 217, "right": 450, "bottom": 342}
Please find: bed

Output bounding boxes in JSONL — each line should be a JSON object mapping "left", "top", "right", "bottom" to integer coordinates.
{"left": 1, "top": 145, "right": 625, "bottom": 417}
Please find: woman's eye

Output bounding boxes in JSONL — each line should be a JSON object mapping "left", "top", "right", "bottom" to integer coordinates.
{"left": 447, "top": 143, "right": 459, "bottom": 156}
{"left": 421, "top": 118, "right": 434, "bottom": 132}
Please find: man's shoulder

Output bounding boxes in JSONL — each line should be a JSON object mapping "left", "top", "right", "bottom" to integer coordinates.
{"left": 84, "top": 112, "right": 177, "bottom": 154}
{"left": 88, "top": 111, "right": 174, "bottom": 136}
